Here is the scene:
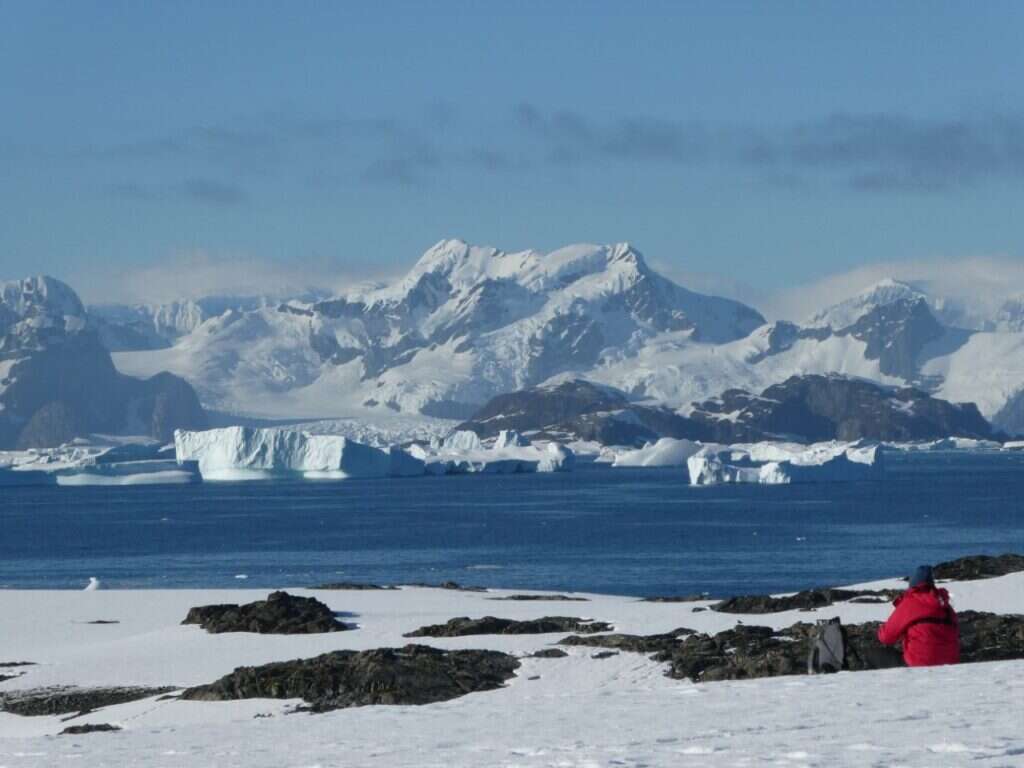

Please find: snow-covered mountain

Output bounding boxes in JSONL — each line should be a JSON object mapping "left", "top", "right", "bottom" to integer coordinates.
{"left": 0, "top": 276, "right": 206, "bottom": 448}
{"left": 113, "top": 239, "right": 766, "bottom": 419}
{"left": 28, "top": 239, "right": 1021, "bottom": 440}
{"left": 88, "top": 295, "right": 300, "bottom": 351}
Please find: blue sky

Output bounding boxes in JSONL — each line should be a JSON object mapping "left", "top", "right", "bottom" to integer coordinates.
{"left": 2, "top": 1, "right": 1024, "bottom": 307}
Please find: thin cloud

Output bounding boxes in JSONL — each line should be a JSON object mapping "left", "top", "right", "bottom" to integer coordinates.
{"left": 106, "top": 178, "right": 248, "bottom": 207}
{"left": 764, "top": 255, "right": 1024, "bottom": 325}
{"left": 75, "top": 250, "right": 397, "bottom": 306}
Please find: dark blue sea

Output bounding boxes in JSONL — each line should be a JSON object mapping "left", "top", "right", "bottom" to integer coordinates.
{"left": 2, "top": 452, "right": 1022, "bottom": 596}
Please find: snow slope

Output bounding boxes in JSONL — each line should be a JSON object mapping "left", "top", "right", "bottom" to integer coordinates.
{"left": 112, "top": 239, "right": 766, "bottom": 419}
{"left": 1, "top": 574, "right": 1022, "bottom": 766}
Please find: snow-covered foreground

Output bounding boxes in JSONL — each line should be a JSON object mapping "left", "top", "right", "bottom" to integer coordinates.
{"left": 1, "top": 574, "right": 1022, "bottom": 767}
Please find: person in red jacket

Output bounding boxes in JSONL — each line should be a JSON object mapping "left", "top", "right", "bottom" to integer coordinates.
{"left": 878, "top": 565, "right": 960, "bottom": 667}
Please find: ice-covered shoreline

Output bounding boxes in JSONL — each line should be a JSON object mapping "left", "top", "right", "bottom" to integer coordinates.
{"left": 1, "top": 565, "right": 1023, "bottom": 766}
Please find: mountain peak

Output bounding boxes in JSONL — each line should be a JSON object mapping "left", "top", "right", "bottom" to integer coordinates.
{"left": 806, "top": 277, "right": 925, "bottom": 330}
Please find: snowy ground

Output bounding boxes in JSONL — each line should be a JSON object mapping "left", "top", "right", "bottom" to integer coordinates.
{"left": 1, "top": 575, "right": 1022, "bottom": 767}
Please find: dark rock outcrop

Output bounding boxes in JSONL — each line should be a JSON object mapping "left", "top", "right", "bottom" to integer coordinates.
{"left": 561, "top": 627, "right": 696, "bottom": 655}
{"left": 488, "top": 594, "right": 589, "bottom": 602}
{"left": 529, "top": 649, "right": 569, "bottom": 659}
{"left": 182, "top": 591, "right": 349, "bottom": 635}
{"left": 0, "top": 277, "right": 206, "bottom": 449}
{"left": 310, "top": 582, "right": 399, "bottom": 591}
{"left": 182, "top": 645, "right": 519, "bottom": 712}
{"left": 404, "top": 616, "right": 613, "bottom": 638}
{"left": 60, "top": 723, "right": 122, "bottom": 735}
{"left": 558, "top": 612, "right": 1024, "bottom": 683}
{"left": 456, "top": 379, "right": 703, "bottom": 446}
{"left": 712, "top": 588, "right": 901, "bottom": 614}
{"left": 457, "top": 374, "right": 999, "bottom": 447}
{"left": 932, "top": 553, "right": 1024, "bottom": 581}
{"left": 688, "top": 374, "right": 999, "bottom": 443}
{"left": 0, "top": 686, "right": 175, "bottom": 717}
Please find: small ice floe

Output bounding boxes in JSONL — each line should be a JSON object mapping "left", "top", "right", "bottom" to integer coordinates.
{"left": 796, "top": 536, "right": 807, "bottom": 541}
{"left": 234, "top": 574, "right": 249, "bottom": 580}
{"left": 84, "top": 577, "right": 102, "bottom": 591}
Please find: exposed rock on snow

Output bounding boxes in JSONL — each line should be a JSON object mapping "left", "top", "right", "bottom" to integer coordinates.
{"left": 182, "top": 591, "right": 349, "bottom": 635}
{"left": 932, "top": 553, "right": 1024, "bottom": 581}
{"left": 59, "top": 723, "right": 122, "bottom": 735}
{"left": 487, "top": 594, "right": 589, "bottom": 602}
{"left": 403, "top": 616, "right": 613, "bottom": 638}
{"left": 182, "top": 645, "right": 520, "bottom": 712}
{"left": 712, "top": 588, "right": 901, "bottom": 614}
{"left": 560, "top": 627, "right": 697, "bottom": 654}
{"left": 461, "top": 375, "right": 1000, "bottom": 448}
{"left": 0, "top": 686, "right": 176, "bottom": 717}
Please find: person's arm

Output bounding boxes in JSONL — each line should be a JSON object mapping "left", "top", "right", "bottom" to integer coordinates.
{"left": 877, "top": 599, "right": 914, "bottom": 645}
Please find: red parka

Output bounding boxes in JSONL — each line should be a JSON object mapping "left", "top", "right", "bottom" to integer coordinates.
{"left": 877, "top": 585, "right": 960, "bottom": 667}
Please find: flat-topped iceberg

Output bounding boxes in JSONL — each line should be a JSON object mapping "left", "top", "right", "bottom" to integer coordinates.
{"left": 687, "top": 441, "right": 885, "bottom": 485}
{"left": 174, "top": 426, "right": 421, "bottom": 480}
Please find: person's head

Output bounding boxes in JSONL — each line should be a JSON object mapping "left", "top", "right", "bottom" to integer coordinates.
{"left": 909, "top": 564, "right": 934, "bottom": 589}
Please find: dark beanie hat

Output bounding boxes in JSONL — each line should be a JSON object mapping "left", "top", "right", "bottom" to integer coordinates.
{"left": 909, "top": 565, "right": 934, "bottom": 588}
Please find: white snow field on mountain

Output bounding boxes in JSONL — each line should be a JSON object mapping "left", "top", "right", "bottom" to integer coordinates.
{"left": 1, "top": 572, "right": 1022, "bottom": 767}
{"left": 99, "top": 240, "right": 1024, "bottom": 439}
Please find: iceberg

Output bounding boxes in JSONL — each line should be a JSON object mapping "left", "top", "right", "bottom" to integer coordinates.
{"left": 421, "top": 431, "right": 574, "bottom": 474}
{"left": 688, "top": 442, "right": 885, "bottom": 485}
{"left": 55, "top": 460, "right": 200, "bottom": 486}
{"left": 611, "top": 438, "right": 703, "bottom": 468}
{"left": 174, "top": 427, "right": 415, "bottom": 481}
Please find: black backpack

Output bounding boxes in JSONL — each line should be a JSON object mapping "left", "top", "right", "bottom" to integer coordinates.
{"left": 808, "top": 617, "right": 846, "bottom": 674}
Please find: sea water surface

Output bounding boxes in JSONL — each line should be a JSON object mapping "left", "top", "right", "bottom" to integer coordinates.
{"left": 2, "top": 452, "right": 1023, "bottom": 596}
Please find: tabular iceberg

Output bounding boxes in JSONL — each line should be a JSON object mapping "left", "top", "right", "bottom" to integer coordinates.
{"left": 174, "top": 427, "right": 420, "bottom": 481}
{"left": 687, "top": 442, "right": 885, "bottom": 485}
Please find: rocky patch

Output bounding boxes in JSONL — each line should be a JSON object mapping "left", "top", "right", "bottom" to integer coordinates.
{"left": 60, "top": 723, "right": 122, "bottom": 735}
{"left": 560, "top": 627, "right": 697, "bottom": 655}
{"left": 182, "top": 645, "right": 519, "bottom": 712}
{"left": 932, "top": 553, "right": 1024, "bottom": 581}
{"left": 529, "top": 649, "right": 569, "bottom": 659}
{"left": 309, "top": 582, "right": 398, "bottom": 591}
{"left": 488, "top": 594, "right": 589, "bottom": 602}
{"left": 404, "top": 616, "right": 612, "bottom": 638}
{"left": 182, "top": 591, "right": 350, "bottom": 635}
{"left": 641, "top": 595, "right": 709, "bottom": 603}
{"left": 0, "top": 686, "right": 176, "bottom": 717}
{"left": 559, "top": 612, "right": 1024, "bottom": 683}
{"left": 712, "top": 588, "right": 900, "bottom": 614}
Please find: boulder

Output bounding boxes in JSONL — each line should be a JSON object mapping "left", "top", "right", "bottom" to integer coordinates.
{"left": 60, "top": 723, "right": 122, "bottom": 735}
{"left": 182, "top": 645, "right": 519, "bottom": 712}
{"left": 182, "top": 591, "right": 349, "bottom": 635}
